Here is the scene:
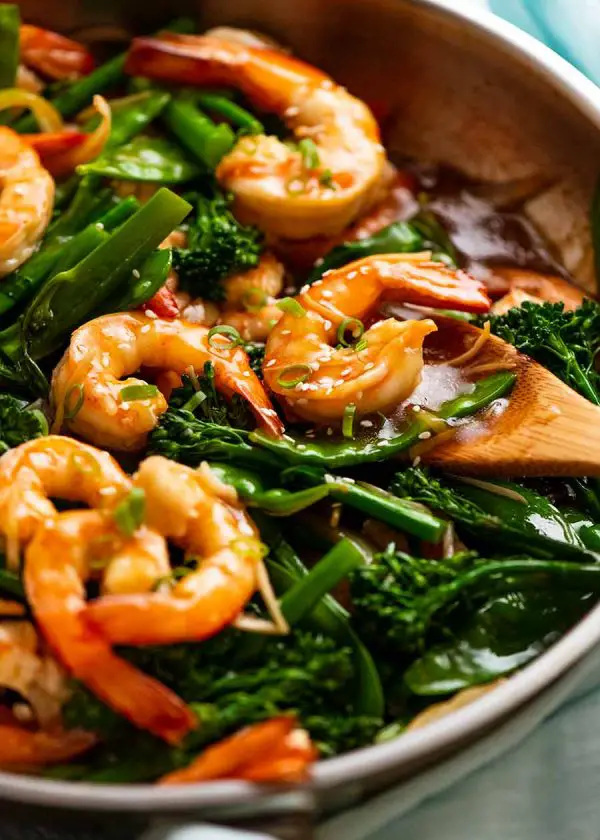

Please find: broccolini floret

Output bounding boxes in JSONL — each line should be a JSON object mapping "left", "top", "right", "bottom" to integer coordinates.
{"left": 173, "top": 188, "right": 263, "bottom": 301}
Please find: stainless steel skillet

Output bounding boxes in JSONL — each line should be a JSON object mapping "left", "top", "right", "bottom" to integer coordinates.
{"left": 5, "top": 1, "right": 600, "bottom": 837}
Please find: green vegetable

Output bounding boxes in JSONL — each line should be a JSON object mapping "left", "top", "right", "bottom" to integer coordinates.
{"left": 208, "top": 462, "right": 330, "bottom": 515}
{"left": 486, "top": 300, "right": 600, "bottom": 405}
{"left": 0, "top": 195, "right": 139, "bottom": 317}
{"left": 0, "top": 567, "right": 24, "bottom": 599}
{"left": 350, "top": 545, "right": 600, "bottom": 662}
{"left": 0, "top": 392, "right": 48, "bottom": 453}
{"left": 194, "top": 92, "right": 264, "bottom": 134}
{"left": 162, "top": 98, "right": 236, "bottom": 169}
{"left": 105, "top": 90, "right": 172, "bottom": 150}
{"left": 309, "top": 221, "right": 425, "bottom": 282}
{"left": 410, "top": 209, "right": 460, "bottom": 267}
{"left": 12, "top": 17, "right": 195, "bottom": 132}
{"left": 113, "top": 488, "right": 146, "bottom": 537}
{"left": 172, "top": 187, "right": 263, "bottom": 301}
{"left": 78, "top": 136, "right": 200, "bottom": 183}
{"left": 104, "top": 248, "right": 172, "bottom": 313}
{"left": 0, "top": 4, "right": 19, "bottom": 89}
{"left": 249, "top": 372, "right": 516, "bottom": 468}
{"left": 22, "top": 188, "right": 191, "bottom": 360}
{"left": 390, "top": 467, "right": 598, "bottom": 560}
{"left": 404, "top": 588, "right": 592, "bottom": 695}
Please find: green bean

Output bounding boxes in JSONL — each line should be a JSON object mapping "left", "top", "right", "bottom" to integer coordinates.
{"left": 162, "top": 99, "right": 236, "bottom": 170}
{"left": 194, "top": 93, "right": 264, "bottom": 134}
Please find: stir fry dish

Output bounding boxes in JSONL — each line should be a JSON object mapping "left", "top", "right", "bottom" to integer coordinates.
{"left": 0, "top": 6, "right": 598, "bottom": 785}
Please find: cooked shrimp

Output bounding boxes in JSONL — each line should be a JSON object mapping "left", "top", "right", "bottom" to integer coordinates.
{"left": 0, "top": 436, "right": 131, "bottom": 559}
{"left": 0, "top": 619, "right": 70, "bottom": 727}
{"left": 169, "top": 249, "right": 285, "bottom": 341}
{"left": 84, "top": 457, "right": 264, "bottom": 646}
{"left": 126, "top": 32, "right": 387, "bottom": 238}
{"left": 0, "top": 722, "right": 96, "bottom": 766}
{"left": 485, "top": 267, "right": 586, "bottom": 310}
{"left": 51, "top": 311, "right": 283, "bottom": 451}
{"left": 0, "top": 127, "right": 54, "bottom": 276}
{"left": 25, "top": 509, "right": 196, "bottom": 744}
{"left": 263, "top": 254, "right": 491, "bottom": 422}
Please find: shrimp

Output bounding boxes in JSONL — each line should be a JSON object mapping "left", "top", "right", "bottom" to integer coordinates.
{"left": 0, "top": 436, "right": 131, "bottom": 561}
{"left": 126, "top": 32, "right": 387, "bottom": 239}
{"left": 0, "top": 722, "right": 96, "bottom": 766}
{"left": 19, "top": 25, "right": 94, "bottom": 80}
{"left": 83, "top": 457, "right": 264, "bottom": 646}
{"left": 24, "top": 509, "right": 196, "bottom": 744}
{"left": 51, "top": 311, "right": 284, "bottom": 451}
{"left": 263, "top": 254, "right": 491, "bottom": 423}
{"left": 0, "top": 127, "right": 54, "bottom": 276}
{"left": 0, "top": 619, "right": 70, "bottom": 727}
{"left": 485, "top": 266, "right": 586, "bottom": 310}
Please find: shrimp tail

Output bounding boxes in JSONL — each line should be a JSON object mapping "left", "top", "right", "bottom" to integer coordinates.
{"left": 0, "top": 725, "right": 97, "bottom": 766}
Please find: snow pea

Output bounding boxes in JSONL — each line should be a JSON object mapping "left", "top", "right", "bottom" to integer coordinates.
{"left": 103, "top": 248, "right": 172, "bottom": 313}
{"left": 23, "top": 188, "right": 191, "bottom": 359}
{"left": 208, "top": 462, "right": 330, "bottom": 515}
{"left": 79, "top": 136, "right": 199, "bottom": 183}
{"left": 0, "top": 5, "right": 19, "bottom": 89}
{"left": 250, "top": 372, "right": 516, "bottom": 468}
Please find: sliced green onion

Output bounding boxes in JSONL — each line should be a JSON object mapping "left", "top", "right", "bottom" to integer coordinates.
{"left": 113, "top": 487, "right": 146, "bottom": 538}
{"left": 276, "top": 364, "right": 312, "bottom": 389}
{"left": 285, "top": 177, "right": 307, "bottom": 196}
{"left": 277, "top": 297, "right": 306, "bottom": 318}
{"left": 337, "top": 317, "right": 365, "bottom": 347}
{"left": 241, "top": 286, "right": 268, "bottom": 312}
{"left": 120, "top": 384, "right": 159, "bottom": 402}
{"left": 182, "top": 390, "right": 207, "bottom": 413}
{"left": 298, "top": 138, "right": 320, "bottom": 170}
{"left": 69, "top": 451, "right": 101, "bottom": 478}
{"left": 64, "top": 383, "right": 84, "bottom": 420}
{"left": 355, "top": 337, "right": 369, "bottom": 353}
{"left": 319, "top": 169, "right": 336, "bottom": 190}
{"left": 343, "top": 403, "right": 357, "bottom": 438}
{"left": 207, "top": 325, "right": 242, "bottom": 348}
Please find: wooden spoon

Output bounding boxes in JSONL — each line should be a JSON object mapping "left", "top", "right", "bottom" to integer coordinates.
{"left": 421, "top": 317, "right": 600, "bottom": 477}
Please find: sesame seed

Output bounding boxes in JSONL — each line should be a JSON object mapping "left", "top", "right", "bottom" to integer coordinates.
{"left": 326, "top": 427, "right": 333, "bottom": 435}
{"left": 313, "top": 279, "right": 323, "bottom": 286}
{"left": 334, "top": 379, "right": 344, "bottom": 386}
{"left": 300, "top": 284, "right": 310, "bottom": 294}
{"left": 144, "top": 309, "right": 158, "bottom": 319}
{"left": 265, "top": 359, "right": 277, "bottom": 368}
{"left": 121, "top": 402, "right": 130, "bottom": 410}
{"left": 418, "top": 431, "right": 432, "bottom": 440}
{"left": 281, "top": 329, "right": 291, "bottom": 336}
{"left": 242, "top": 371, "right": 250, "bottom": 377}
{"left": 321, "top": 290, "right": 333, "bottom": 298}
{"left": 412, "top": 455, "right": 422, "bottom": 467}
{"left": 282, "top": 434, "right": 295, "bottom": 442}
{"left": 324, "top": 320, "right": 332, "bottom": 330}
{"left": 360, "top": 419, "right": 373, "bottom": 427}
{"left": 296, "top": 444, "right": 306, "bottom": 450}
{"left": 341, "top": 367, "right": 352, "bottom": 376}
{"left": 132, "top": 269, "right": 141, "bottom": 279}
{"left": 360, "top": 265, "right": 370, "bottom": 275}
{"left": 412, "top": 405, "right": 421, "bottom": 413}
{"left": 347, "top": 271, "right": 357, "bottom": 279}
{"left": 140, "top": 324, "right": 151, "bottom": 334}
